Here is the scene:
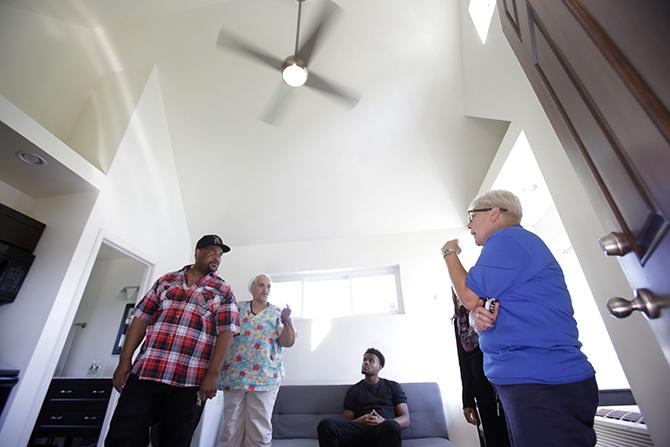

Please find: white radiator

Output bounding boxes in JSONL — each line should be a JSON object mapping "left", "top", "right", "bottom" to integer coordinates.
{"left": 594, "top": 407, "right": 654, "bottom": 447}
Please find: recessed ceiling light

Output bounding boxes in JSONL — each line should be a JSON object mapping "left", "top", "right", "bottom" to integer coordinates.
{"left": 16, "top": 151, "right": 48, "bottom": 167}
{"left": 522, "top": 183, "right": 538, "bottom": 193}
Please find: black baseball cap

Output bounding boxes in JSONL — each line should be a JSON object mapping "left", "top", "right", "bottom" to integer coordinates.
{"left": 196, "top": 234, "right": 231, "bottom": 253}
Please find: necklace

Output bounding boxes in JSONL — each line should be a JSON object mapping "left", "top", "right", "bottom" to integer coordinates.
{"left": 250, "top": 300, "right": 268, "bottom": 315}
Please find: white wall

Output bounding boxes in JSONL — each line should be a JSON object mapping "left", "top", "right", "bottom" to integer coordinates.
{"left": 66, "top": 64, "right": 153, "bottom": 173}
{"left": 0, "top": 67, "right": 193, "bottom": 446}
{"left": 0, "top": 4, "right": 147, "bottom": 174}
{"left": 0, "top": 191, "right": 98, "bottom": 376}
{"left": 0, "top": 178, "right": 35, "bottom": 214}
{"left": 60, "top": 256, "right": 146, "bottom": 378}
{"left": 0, "top": 3, "right": 106, "bottom": 143}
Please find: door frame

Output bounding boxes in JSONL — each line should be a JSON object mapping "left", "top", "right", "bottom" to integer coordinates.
{"left": 37, "top": 228, "right": 156, "bottom": 446}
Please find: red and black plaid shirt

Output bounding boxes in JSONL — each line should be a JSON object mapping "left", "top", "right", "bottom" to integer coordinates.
{"left": 131, "top": 266, "right": 240, "bottom": 387}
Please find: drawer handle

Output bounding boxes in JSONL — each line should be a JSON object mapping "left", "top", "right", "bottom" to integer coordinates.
{"left": 58, "top": 389, "right": 73, "bottom": 394}
{"left": 49, "top": 416, "right": 64, "bottom": 421}
{"left": 92, "top": 390, "right": 106, "bottom": 394}
{"left": 84, "top": 416, "right": 98, "bottom": 421}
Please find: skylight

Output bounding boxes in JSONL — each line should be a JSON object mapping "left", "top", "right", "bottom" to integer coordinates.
{"left": 468, "top": 0, "right": 496, "bottom": 44}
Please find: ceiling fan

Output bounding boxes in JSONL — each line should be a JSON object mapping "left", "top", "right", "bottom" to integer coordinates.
{"left": 217, "top": 0, "right": 360, "bottom": 124}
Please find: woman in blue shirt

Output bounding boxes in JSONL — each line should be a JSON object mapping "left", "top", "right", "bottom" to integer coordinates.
{"left": 442, "top": 190, "right": 597, "bottom": 447}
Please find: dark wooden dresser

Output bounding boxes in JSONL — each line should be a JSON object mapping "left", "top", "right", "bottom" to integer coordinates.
{"left": 30, "top": 378, "right": 112, "bottom": 446}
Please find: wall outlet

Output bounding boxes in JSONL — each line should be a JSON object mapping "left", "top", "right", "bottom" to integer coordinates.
{"left": 87, "top": 360, "right": 102, "bottom": 377}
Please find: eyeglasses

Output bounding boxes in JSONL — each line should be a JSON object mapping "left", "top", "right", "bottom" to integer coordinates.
{"left": 467, "top": 207, "right": 508, "bottom": 223}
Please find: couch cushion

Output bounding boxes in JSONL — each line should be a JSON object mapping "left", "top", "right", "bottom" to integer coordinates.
{"left": 401, "top": 383, "right": 449, "bottom": 440}
{"left": 272, "top": 413, "right": 341, "bottom": 439}
{"left": 404, "top": 438, "right": 455, "bottom": 447}
{"left": 272, "top": 438, "right": 455, "bottom": 447}
{"left": 272, "top": 385, "right": 350, "bottom": 439}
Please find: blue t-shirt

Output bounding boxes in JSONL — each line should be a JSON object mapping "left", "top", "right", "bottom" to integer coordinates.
{"left": 466, "top": 225, "right": 595, "bottom": 385}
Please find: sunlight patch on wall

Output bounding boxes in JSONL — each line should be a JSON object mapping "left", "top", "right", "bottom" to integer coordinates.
{"left": 468, "top": 0, "right": 496, "bottom": 44}
{"left": 64, "top": 10, "right": 151, "bottom": 173}
{"left": 491, "top": 131, "right": 552, "bottom": 227}
{"left": 310, "top": 318, "right": 332, "bottom": 352}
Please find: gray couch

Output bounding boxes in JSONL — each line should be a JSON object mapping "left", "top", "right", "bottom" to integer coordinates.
{"left": 271, "top": 382, "right": 454, "bottom": 447}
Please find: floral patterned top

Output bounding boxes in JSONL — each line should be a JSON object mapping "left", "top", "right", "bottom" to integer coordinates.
{"left": 218, "top": 301, "right": 285, "bottom": 392}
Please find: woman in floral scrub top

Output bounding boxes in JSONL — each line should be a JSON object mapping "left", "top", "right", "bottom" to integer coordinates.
{"left": 218, "top": 274, "right": 296, "bottom": 447}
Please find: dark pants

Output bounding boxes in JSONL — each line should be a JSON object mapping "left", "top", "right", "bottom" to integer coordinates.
{"left": 466, "top": 347, "right": 510, "bottom": 447}
{"left": 105, "top": 374, "right": 204, "bottom": 447}
{"left": 494, "top": 376, "right": 598, "bottom": 447}
{"left": 475, "top": 385, "right": 510, "bottom": 447}
{"left": 317, "top": 418, "right": 402, "bottom": 447}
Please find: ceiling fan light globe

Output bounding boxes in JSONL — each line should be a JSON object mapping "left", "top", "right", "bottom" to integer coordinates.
{"left": 282, "top": 63, "right": 308, "bottom": 87}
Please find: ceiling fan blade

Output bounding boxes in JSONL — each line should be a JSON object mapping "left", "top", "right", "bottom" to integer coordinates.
{"left": 261, "top": 83, "right": 294, "bottom": 125}
{"left": 217, "top": 29, "right": 284, "bottom": 72}
{"left": 306, "top": 71, "right": 360, "bottom": 107}
{"left": 296, "top": 0, "right": 343, "bottom": 66}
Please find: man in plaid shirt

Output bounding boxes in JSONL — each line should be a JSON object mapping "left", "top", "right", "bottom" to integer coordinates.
{"left": 105, "top": 235, "right": 240, "bottom": 447}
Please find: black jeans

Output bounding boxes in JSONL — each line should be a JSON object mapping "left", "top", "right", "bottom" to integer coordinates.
{"left": 465, "top": 346, "right": 511, "bottom": 447}
{"left": 317, "top": 418, "right": 402, "bottom": 447}
{"left": 105, "top": 374, "right": 204, "bottom": 447}
{"left": 475, "top": 391, "right": 511, "bottom": 447}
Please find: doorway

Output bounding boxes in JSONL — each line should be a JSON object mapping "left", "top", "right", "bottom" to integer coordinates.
{"left": 30, "top": 240, "right": 151, "bottom": 447}
{"left": 54, "top": 242, "right": 149, "bottom": 378}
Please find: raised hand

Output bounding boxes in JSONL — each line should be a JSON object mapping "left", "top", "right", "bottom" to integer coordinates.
{"left": 441, "top": 239, "right": 460, "bottom": 253}
{"left": 281, "top": 305, "right": 292, "bottom": 324}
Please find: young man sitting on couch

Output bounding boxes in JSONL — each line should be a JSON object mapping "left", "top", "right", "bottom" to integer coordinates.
{"left": 317, "top": 348, "right": 410, "bottom": 447}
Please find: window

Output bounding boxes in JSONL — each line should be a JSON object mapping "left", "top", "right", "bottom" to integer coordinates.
{"left": 270, "top": 266, "right": 403, "bottom": 319}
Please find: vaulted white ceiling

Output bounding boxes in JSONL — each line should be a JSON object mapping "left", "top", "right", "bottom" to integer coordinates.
{"left": 0, "top": 0, "right": 507, "bottom": 246}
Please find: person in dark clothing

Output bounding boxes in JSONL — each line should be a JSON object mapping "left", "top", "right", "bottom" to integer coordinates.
{"left": 453, "top": 291, "right": 511, "bottom": 447}
{"left": 317, "top": 348, "right": 410, "bottom": 447}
